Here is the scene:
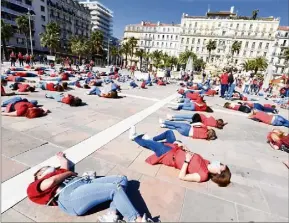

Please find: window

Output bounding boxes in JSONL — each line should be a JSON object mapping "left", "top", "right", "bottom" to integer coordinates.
{"left": 16, "top": 38, "right": 24, "bottom": 44}
{"left": 197, "top": 39, "right": 200, "bottom": 44}
{"left": 285, "top": 32, "right": 288, "bottom": 37}
{"left": 170, "top": 43, "right": 172, "bottom": 47}
{"left": 250, "top": 51, "right": 253, "bottom": 56}
{"left": 185, "top": 46, "right": 188, "bottom": 50}
{"left": 192, "top": 38, "right": 195, "bottom": 44}
{"left": 249, "top": 24, "right": 253, "bottom": 30}
{"left": 162, "top": 35, "right": 164, "bottom": 40}
{"left": 25, "top": 0, "right": 32, "bottom": 5}
{"left": 258, "top": 42, "right": 262, "bottom": 49}
{"left": 241, "top": 32, "right": 244, "bottom": 36}
{"left": 181, "top": 38, "right": 184, "bottom": 43}
{"left": 168, "top": 28, "right": 170, "bottom": 32}
{"left": 41, "top": 15, "right": 46, "bottom": 21}
{"left": 245, "top": 41, "right": 249, "bottom": 47}
{"left": 222, "top": 31, "right": 226, "bottom": 36}
{"left": 41, "top": 6, "right": 45, "bottom": 12}
{"left": 189, "top": 23, "right": 192, "bottom": 28}
{"left": 243, "top": 51, "right": 246, "bottom": 56}
{"left": 175, "top": 36, "right": 178, "bottom": 40}
{"left": 252, "top": 42, "right": 255, "bottom": 49}
{"left": 266, "top": 43, "right": 269, "bottom": 49}
{"left": 166, "top": 42, "right": 167, "bottom": 47}
{"left": 141, "top": 41, "right": 143, "bottom": 45}
{"left": 191, "top": 46, "right": 193, "bottom": 51}
{"left": 171, "top": 35, "right": 173, "bottom": 39}
{"left": 230, "top": 23, "right": 233, "bottom": 27}
{"left": 269, "top": 34, "right": 272, "bottom": 38}
{"left": 195, "top": 22, "right": 197, "bottom": 27}
{"left": 157, "top": 42, "right": 159, "bottom": 46}
{"left": 196, "top": 47, "right": 199, "bottom": 51}
{"left": 163, "top": 28, "right": 165, "bottom": 32}
{"left": 186, "top": 38, "right": 189, "bottom": 44}
{"left": 41, "top": 0, "right": 44, "bottom": 1}
{"left": 263, "top": 52, "right": 267, "bottom": 57}
{"left": 217, "top": 49, "right": 220, "bottom": 53}
{"left": 236, "top": 23, "right": 239, "bottom": 29}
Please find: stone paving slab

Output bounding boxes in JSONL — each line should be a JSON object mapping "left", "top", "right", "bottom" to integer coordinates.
{"left": 2, "top": 155, "right": 29, "bottom": 182}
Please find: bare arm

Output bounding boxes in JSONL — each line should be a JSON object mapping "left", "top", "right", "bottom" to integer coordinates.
{"left": 269, "top": 142, "right": 279, "bottom": 150}
{"left": 1, "top": 111, "right": 18, "bottom": 117}
{"left": 2, "top": 92, "right": 16, "bottom": 96}
{"left": 178, "top": 152, "right": 201, "bottom": 182}
{"left": 40, "top": 171, "right": 76, "bottom": 191}
{"left": 56, "top": 152, "right": 69, "bottom": 170}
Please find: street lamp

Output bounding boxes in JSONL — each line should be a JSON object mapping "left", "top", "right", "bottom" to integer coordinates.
{"left": 27, "top": 9, "right": 34, "bottom": 56}
{"left": 107, "top": 38, "right": 113, "bottom": 66}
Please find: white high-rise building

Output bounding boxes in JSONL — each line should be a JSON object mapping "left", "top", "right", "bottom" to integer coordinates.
{"left": 77, "top": 0, "right": 113, "bottom": 44}
{"left": 271, "top": 26, "right": 289, "bottom": 75}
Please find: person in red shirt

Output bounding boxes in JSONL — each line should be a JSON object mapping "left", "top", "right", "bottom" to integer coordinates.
{"left": 10, "top": 51, "right": 16, "bottom": 67}
{"left": 25, "top": 54, "right": 31, "bottom": 65}
{"left": 45, "top": 93, "right": 83, "bottom": 106}
{"left": 242, "top": 102, "right": 277, "bottom": 114}
{"left": 37, "top": 82, "right": 64, "bottom": 92}
{"left": 27, "top": 152, "right": 149, "bottom": 222}
{"left": 168, "top": 100, "right": 214, "bottom": 113}
{"left": 224, "top": 102, "right": 252, "bottom": 113}
{"left": 267, "top": 129, "right": 289, "bottom": 153}
{"left": 18, "top": 52, "right": 24, "bottom": 66}
{"left": 248, "top": 110, "right": 289, "bottom": 127}
{"left": 219, "top": 71, "right": 229, "bottom": 97}
{"left": 10, "top": 82, "right": 35, "bottom": 92}
{"left": 167, "top": 113, "right": 227, "bottom": 129}
{"left": 140, "top": 80, "right": 147, "bottom": 89}
{"left": 1, "top": 79, "right": 16, "bottom": 96}
{"left": 130, "top": 128, "right": 230, "bottom": 186}
{"left": 158, "top": 119, "right": 217, "bottom": 140}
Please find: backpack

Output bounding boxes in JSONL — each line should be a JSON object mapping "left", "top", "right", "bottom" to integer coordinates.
{"left": 228, "top": 74, "right": 234, "bottom": 84}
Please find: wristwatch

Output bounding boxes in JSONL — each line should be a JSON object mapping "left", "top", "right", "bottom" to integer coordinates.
{"left": 184, "top": 160, "right": 190, "bottom": 164}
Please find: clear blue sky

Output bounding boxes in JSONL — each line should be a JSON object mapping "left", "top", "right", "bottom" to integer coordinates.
{"left": 98, "top": 0, "right": 289, "bottom": 39}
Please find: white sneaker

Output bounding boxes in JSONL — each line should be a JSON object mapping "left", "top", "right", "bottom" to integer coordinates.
{"left": 159, "top": 118, "right": 164, "bottom": 124}
{"left": 85, "top": 91, "right": 90, "bottom": 95}
{"left": 129, "top": 126, "right": 137, "bottom": 140}
{"left": 166, "top": 114, "right": 173, "bottom": 120}
{"left": 160, "top": 124, "right": 166, "bottom": 128}
{"left": 142, "top": 134, "right": 151, "bottom": 140}
{"left": 97, "top": 211, "right": 119, "bottom": 222}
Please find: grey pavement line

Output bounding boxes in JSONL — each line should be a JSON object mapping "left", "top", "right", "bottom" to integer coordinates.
{"left": 1, "top": 93, "right": 178, "bottom": 213}
{"left": 2, "top": 154, "right": 31, "bottom": 168}
{"left": 256, "top": 180, "right": 274, "bottom": 215}
{"left": 234, "top": 203, "right": 240, "bottom": 222}
{"left": 178, "top": 188, "right": 187, "bottom": 222}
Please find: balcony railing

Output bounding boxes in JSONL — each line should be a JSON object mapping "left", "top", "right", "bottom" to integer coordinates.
{"left": 10, "top": 0, "right": 34, "bottom": 9}
{"left": 2, "top": 18, "right": 17, "bottom": 26}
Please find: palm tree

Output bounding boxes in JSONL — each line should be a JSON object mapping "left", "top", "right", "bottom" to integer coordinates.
{"left": 135, "top": 49, "right": 145, "bottom": 70}
{"left": 231, "top": 41, "right": 242, "bottom": 62}
{"left": 90, "top": 30, "right": 104, "bottom": 56}
{"left": 16, "top": 15, "right": 30, "bottom": 54}
{"left": 143, "top": 51, "right": 151, "bottom": 71}
{"left": 194, "top": 58, "right": 206, "bottom": 71}
{"left": 178, "top": 50, "right": 197, "bottom": 65}
{"left": 40, "top": 22, "right": 61, "bottom": 55}
{"left": 162, "top": 53, "right": 171, "bottom": 68}
{"left": 206, "top": 40, "right": 217, "bottom": 62}
{"left": 110, "top": 46, "right": 119, "bottom": 65}
{"left": 151, "top": 50, "right": 163, "bottom": 69}
{"left": 252, "top": 10, "right": 259, "bottom": 20}
{"left": 242, "top": 60, "right": 255, "bottom": 72}
{"left": 120, "top": 42, "right": 130, "bottom": 67}
{"left": 1, "top": 19, "right": 14, "bottom": 60}
{"left": 169, "top": 56, "right": 179, "bottom": 70}
{"left": 284, "top": 47, "right": 289, "bottom": 62}
{"left": 70, "top": 37, "right": 89, "bottom": 60}
{"left": 127, "top": 37, "right": 138, "bottom": 65}
{"left": 252, "top": 57, "right": 268, "bottom": 74}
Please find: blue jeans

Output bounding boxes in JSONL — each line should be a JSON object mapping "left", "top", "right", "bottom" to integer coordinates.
{"left": 37, "top": 82, "right": 46, "bottom": 90}
{"left": 111, "top": 83, "right": 119, "bottom": 92}
{"left": 243, "top": 84, "right": 249, "bottom": 94}
{"left": 226, "top": 84, "right": 236, "bottom": 100}
{"left": 58, "top": 176, "right": 139, "bottom": 221}
{"left": 15, "top": 77, "right": 25, "bottom": 82}
{"left": 130, "top": 81, "right": 138, "bottom": 88}
{"left": 176, "top": 102, "right": 195, "bottom": 111}
{"left": 134, "top": 131, "right": 174, "bottom": 157}
{"left": 25, "top": 72, "right": 38, "bottom": 77}
{"left": 272, "top": 115, "right": 289, "bottom": 127}
{"left": 220, "top": 84, "right": 228, "bottom": 97}
{"left": 163, "top": 121, "right": 191, "bottom": 136}
{"left": 43, "top": 77, "right": 62, "bottom": 82}
{"left": 1, "top": 97, "right": 37, "bottom": 107}
{"left": 45, "top": 93, "right": 64, "bottom": 102}
{"left": 88, "top": 87, "right": 101, "bottom": 95}
{"left": 178, "top": 98, "right": 191, "bottom": 103}
{"left": 171, "top": 114, "right": 193, "bottom": 122}
{"left": 253, "top": 103, "right": 275, "bottom": 113}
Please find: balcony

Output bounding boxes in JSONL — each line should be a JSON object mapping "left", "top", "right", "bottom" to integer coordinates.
{"left": 280, "top": 44, "right": 288, "bottom": 48}
{"left": 2, "top": 18, "right": 17, "bottom": 26}
{"left": 140, "top": 37, "right": 153, "bottom": 41}
{"left": 10, "top": 0, "right": 33, "bottom": 10}
{"left": 274, "top": 63, "right": 285, "bottom": 67}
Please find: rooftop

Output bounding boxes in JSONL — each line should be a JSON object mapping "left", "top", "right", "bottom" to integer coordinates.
{"left": 278, "top": 26, "right": 289, "bottom": 31}
{"left": 127, "top": 21, "right": 180, "bottom": 27}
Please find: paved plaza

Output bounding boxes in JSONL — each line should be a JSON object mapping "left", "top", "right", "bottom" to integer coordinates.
{"left": 1, "top": 66, "right": 289, "bottom": 222}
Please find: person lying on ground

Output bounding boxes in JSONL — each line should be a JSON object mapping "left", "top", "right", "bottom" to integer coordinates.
{"left": 67, "top": 80, "right": 90, "bottom": 89}
{"left": 9, "top": 72, "right": 38, "bottom": 77}
{"left": 10, "top": 82, "right": 36, "bottom": 92}
{"left": 5, "top": 75, "right": 36, "bottom": 83}
{"left": 129, "top": 128, "right": 230, "bottom": 186}
{"left": 157, "top": 78, "right": 166, "bottom": 86}
{"left": 37, "top": 82, "right": 65, "bottom": 92}
{"left": 224, "top": 102, "right": 252, "bottom": 113}
{"left": 130, "top": 80, "right": 139, "bottom": 89}
{"left": 40, "top": 72, "right": 70, "bottom": 82}
{"left": 168, "top": 100, "right": 214, "bottom": 113}
{"left": 45, "top": 93, "right": 83, "bottom": 106}
{"left": 86, "top": 87, "right": 120, "bottom": 99}
{"left": 248, "top": 110, "right": 289, "bottom": 128}
{"left": 267, "top": 129, "right": 289, "bottom": 153}
{"left": 166, "top": 113, "right": 227, "bottom": 129}
{"left": 1, "top": 79, "right": 16, "bottom": 96}
{"left": 1, "top": 100, "right": 48, "bottom": 118}
{"left": 242, "top": 102, "right": 278, "bottom": 114}
{"left": 27, "top": 152, "right": 151, "bottom": 222}
{"left": 158, "top": 119, "right": 217, "bottom": 140}
{"left": 1, "top": 96, "right": 38, "bottom": 107}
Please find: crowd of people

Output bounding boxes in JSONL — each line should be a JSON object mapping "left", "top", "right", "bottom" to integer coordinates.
{"left": 1, "top": 60, "right": 288, "bottom": 222}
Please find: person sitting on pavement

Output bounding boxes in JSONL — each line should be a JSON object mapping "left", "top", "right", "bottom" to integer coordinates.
{"left": 27, "top": 152, "right": 151, "bottom": 222}
{"left": 45, "top": 93, "right": 83, "bottom": 107}
{"left": 166, "top": 113, "right": 227, "bottom": 129}
{"left": 223, "top": 102, "right": 252, "bottom": 113}
{"left": 158, "top": 118, "right": 217, "bottom": 140}
{"left": 267, "top": 129, "right": 289, "bottom": 153}
{"left": 248, "top": 110, "right": 289, "bottom": 128}
{"left": 129, "top": 128, "right": 230, "bottom": 186}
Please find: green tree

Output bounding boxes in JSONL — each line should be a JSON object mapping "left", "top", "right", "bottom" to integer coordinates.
{"left": 231, "top": 41, "right": 242, "bottom": 62}
{"left": 1, "top": 19, "right": 14, "bottom": 60}
{"left": 127, "top": 37, "right": 138, "bottom": 65}
{"left": 16, "top": 15, "right": 30, "bottom": 54}
{"left": 169, "top": 56, "right": 179, "bottom": 70}
{"left": 161, "top": 53, "right": 171, "bottom": 68}
{"left": 206, "top": 40, "right": 217, "bottom": 62}
{"left": 178, "top": 50, "right": 197, "bottom": 65}
{"left": 40, "top": 22, "right": 61, "bottom": 55}
{"left": 135, "top": 48, "right": 146, "bottom": 70}
{"left": 120, "top": 42, "right": 130, "bottom": 67}
{"left": 242, "top": 60, "right": 255, "bottom": 72}
{"left": 252, "top": 57, "right": 268, "bottom": 74}
{"left": 284, "top": 47, "right": 289, "bottom": 62}
{"left": 110, "top": 45, "right": 119, "bottom": 65}
{"left": 143, "top": 51, "right": 151, "bottom": 70}
{"left": 194, "top": 58, "right": 206, "bottom": 71}
{"left": 90, "top": 30, "right": 104, "bottom": 56}
{"left": 151, "top": 50, "right": 163, "bottom": 69}
{"left": 70, "top": 37, "right": 89, "bottom": 60}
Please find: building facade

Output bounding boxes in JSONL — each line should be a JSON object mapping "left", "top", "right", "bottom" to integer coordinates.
{"left": 77, "top": 0, "right": 113, "bottom": 45}
{"left": 271, "top": 26, "right": 289, "bottom": 75}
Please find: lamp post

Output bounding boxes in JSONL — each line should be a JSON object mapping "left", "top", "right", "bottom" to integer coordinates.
{"left": 107, "top": 37, "right": 110, "bottom": 67}
{"left": 27, "top": 9, "right": 33, "bottom": 56}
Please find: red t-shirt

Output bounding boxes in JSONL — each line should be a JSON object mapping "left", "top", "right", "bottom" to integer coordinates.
{"left": 232, "top": 104, "right": 241, "bottom": 111}
{"left": 199, "top": 114, "right": 217, "bottom": 127}
{"left": 1, "top": 85, "right": 6, "bottom": 96}
{"left": 206, "top": 89, "right": 216, "bottom": 96}
{"left": 27, "top": 168, "right": 68, "bottom": 206}
{"left": 141, "top": 81, "right": 146, "bottom": 89}
{"left": 61, "top": 73, "right": 69, "bottom": 81}
{"left": 186, "top": 92, "right": 201, "bottom": 101}
{"left": 6, "top": 76, "right": 17, "bottom": 82}
{"left": 15, "top": 72, "right": 27, "bottom": 77}
{"left": 46, "top": 83, "right": 56, "bottom": 91}
{"left": 192, "top": 126, "right": 208, "bottom": 139}
{"left": 14, "top": 102, "right": 34, "bottom": 116}
{"left": 157, "top": 80, "right": 165, "bottom": 85}
{"left": 18, "top": 83, "right": 30, "bottom": 92}
{"left": 251, "top": 112, "right": 272, "bottom": 124}
{"left": 18, "top": 53, "right": 23, "bottom": 59}
{"left": 194, "top": 102, "right": 207, "bottom": 111}
{"left": 220, "top": 73, "right": 228, "bottom": 85}
{"left": 61, "top": 95, "right": 74, "bottom": 105}
{"left": 145, "top": 145, "right": 210, "bottom": 182}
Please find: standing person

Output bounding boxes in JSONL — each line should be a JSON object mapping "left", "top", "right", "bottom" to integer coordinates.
{"left": 226, "top": 72, "right": 236, "bottom": 100}
{"left": 257, "top": 79, "right": 263, "bottom": 93}
{"left": 18, "top": 52, "right": 24, "bottom": 66}
{"left": 220, "top": 70, "right": 229, "bottom": 98}
{"left": 25, "top": 54, "right": 31, "bottom": 65}
{"left": 10, "top": 51, "right": 16, "bottom": 67}
{"left": 243, "top": 77, "right": 250, "bottom": 93}
{"left": 202, "top": 71, "right": 206, "bottom": 83}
